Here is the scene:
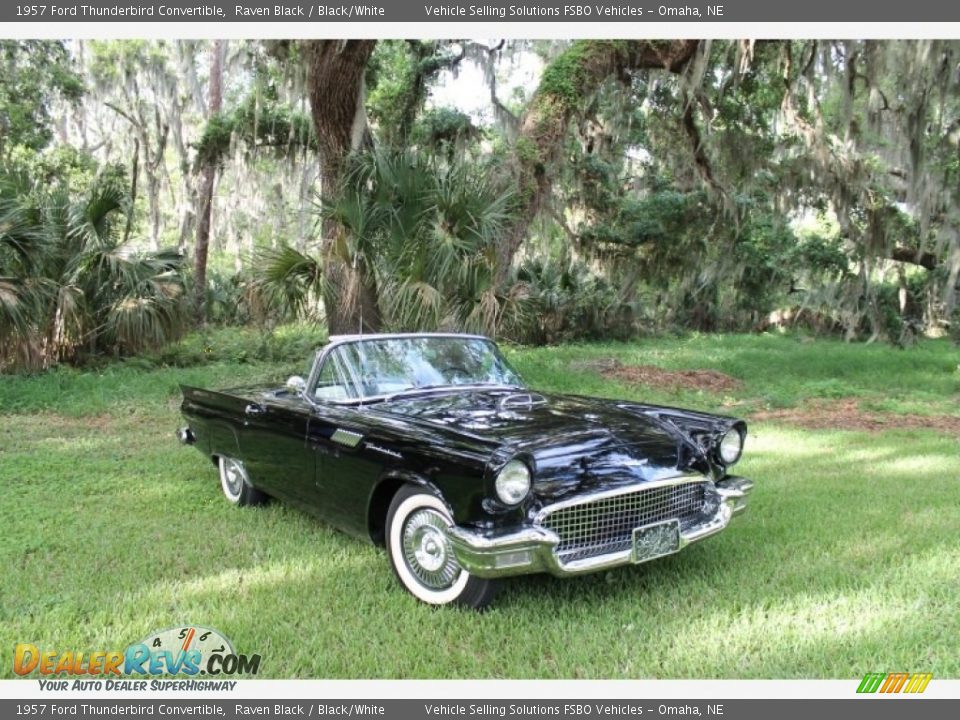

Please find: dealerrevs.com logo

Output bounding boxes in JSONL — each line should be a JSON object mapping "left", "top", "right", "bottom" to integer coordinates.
{"left": 857, "top": 672, "right": 933, "bottom": 694}
{"left": 14, "top": 626, "right": 261, "bottom": 690}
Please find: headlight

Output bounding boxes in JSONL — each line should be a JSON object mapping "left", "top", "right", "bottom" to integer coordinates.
{"left": 495, "top": 459, "right": 531, "bottom": 505}
{"left": 719, "top": 428, "right": 744, "bottom": 465}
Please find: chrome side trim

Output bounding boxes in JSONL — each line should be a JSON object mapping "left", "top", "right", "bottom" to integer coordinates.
{"left": 328, "top": 332, "right": 491, "bottom": 344}
{"left": 331, "top": 429, "right": 363, "bottom": 448}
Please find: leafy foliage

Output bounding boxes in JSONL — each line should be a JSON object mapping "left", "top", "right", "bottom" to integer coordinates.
{"left": 4, "top": 38, "right": 960, "bottom": 362}
{"left": 367, "top": 41, "right": 467, "bottom": 145}
{"left": 411, "top": 107, "right": 480, "bottom": 153}
{"left": 507, "top": 258, "right": 634, "bottom": 344}
{"left": 194, "top": 93, "right": 316, "bottom": 168}
{"left": 0, "top": 168, "right": 186, "bottom": 371}
{"left": 0, "top": 41, "right": 84, "bottom": 156}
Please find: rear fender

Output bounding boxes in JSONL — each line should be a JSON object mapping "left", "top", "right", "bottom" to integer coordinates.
{"left": 205, "top": 421, "right": 241, "bottom": 465}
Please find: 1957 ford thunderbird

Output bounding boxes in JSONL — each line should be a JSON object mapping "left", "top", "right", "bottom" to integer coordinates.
{"left": 177, "top": 333, "right": 753, "bottom": 608}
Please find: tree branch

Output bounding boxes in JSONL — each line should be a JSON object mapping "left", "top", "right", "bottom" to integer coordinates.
{"left": 889, "top": 246, "right": 939, "bottom": 270}
{"left": 494, "top": 40, "right": 701, "bottom": 289}
{"left": 103, "top": 101, "right": 141, "bottom": 129}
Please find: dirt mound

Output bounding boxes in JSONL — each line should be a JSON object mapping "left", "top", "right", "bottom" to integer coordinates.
{"left": 598, "top": 361, "right": 744, "bottom": 393}
{"left": 752, "top": 398, "right": 960, "bottom": 435}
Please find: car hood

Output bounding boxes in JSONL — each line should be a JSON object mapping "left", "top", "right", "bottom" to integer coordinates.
{"left": 372, "top": 389, "right": 698, "bottom": 492}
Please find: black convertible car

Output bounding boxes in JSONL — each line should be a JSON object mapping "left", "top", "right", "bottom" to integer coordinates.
{"left": 178, "top": 333, "right": 753, "bottom": 608}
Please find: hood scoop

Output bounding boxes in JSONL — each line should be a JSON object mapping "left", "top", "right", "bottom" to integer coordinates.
{"left": 498, "top": 392, "right": 548, "bottom": 411}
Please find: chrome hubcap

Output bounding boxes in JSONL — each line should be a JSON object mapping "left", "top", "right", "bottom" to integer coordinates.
{"left": 402, "top": 508, "right": 461, "bottom": 590}
{"left": 223, "top": 460, "right": 243, "bottom": 496}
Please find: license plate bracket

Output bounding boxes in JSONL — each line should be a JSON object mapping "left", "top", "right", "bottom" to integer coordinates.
{"left": 632, "top": 519, "right": 681, "bottom": 563}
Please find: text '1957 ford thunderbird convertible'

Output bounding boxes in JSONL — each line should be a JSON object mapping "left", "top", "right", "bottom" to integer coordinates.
{"left": 177, "top": 333, "right": 753, "bottom": 608}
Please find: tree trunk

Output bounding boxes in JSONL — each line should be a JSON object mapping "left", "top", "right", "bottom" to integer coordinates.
{"left": 174, "top": 42, "right": 200, "bottom": 253}
{"left": 194, "top": 39, "right": 226, "bottom": 325}
{"left": 303, "top": 40, "right": 382, "bottom": 334}
{"left": 494, "top": 40, "right": 700, "bottom": 289}
{"left": 123, "top": 138, "right": 139, "bottom": 245}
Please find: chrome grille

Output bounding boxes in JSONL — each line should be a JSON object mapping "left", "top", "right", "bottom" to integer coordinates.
{"left": 538, "top": 480, "right": 708, "bottom": 565}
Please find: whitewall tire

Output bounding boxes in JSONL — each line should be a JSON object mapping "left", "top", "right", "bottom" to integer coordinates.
{"left": 386, "top": 485, "right": 497, "bottom": 608}
{"left": 218, "top": 456, "right": 266, "bottom": 507}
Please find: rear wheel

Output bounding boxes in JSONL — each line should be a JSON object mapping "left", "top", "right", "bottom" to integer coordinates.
{"left": 386, "top": 485, "right": 497, "bottom": 609}
{"left": 218, "top": 456, "right": 266, "bottom": 507}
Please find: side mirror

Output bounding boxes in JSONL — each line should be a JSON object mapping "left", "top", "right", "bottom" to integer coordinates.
{"left": 286, "top": 375, "right": 306, "bottom": 394}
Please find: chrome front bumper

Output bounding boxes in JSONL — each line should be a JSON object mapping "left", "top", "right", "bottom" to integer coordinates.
{"left": 446, "top": 476, "right": 754, "bottom": 579}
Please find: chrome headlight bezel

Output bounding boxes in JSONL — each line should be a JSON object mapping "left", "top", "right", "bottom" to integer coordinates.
{"left": 718, "top": 428, "right": 744, "bottom": 465}
{"left": 494, "top": 458, "right": 532, "bottom": 505}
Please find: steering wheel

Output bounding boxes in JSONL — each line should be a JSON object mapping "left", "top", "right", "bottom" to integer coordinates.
{"left": 438, "top": 365, "right": 470, "bottom": 382}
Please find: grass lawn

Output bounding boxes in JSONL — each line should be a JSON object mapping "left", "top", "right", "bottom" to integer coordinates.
{"left": 1, "top": 330, "right": 958, "bottom": 678}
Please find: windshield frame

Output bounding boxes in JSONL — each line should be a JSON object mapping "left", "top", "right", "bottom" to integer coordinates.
{"left": 304, "top": 333, "right": 526, "bottom": 406}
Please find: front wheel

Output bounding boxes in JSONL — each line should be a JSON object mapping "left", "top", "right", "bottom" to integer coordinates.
{"left": 386, "top": 485, "right": 497, "bottom": 609}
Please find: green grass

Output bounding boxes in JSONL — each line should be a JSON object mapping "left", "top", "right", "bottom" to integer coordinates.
{"left": 1, "top": 331, "right": 958, "bottom": 678}
{"left": 506, "top": 333, "right": 960, "bottom": 417}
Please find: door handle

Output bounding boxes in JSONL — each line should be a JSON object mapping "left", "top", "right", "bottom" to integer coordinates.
{"left": 244, "top": 403, "right": 266, "bottom": 416}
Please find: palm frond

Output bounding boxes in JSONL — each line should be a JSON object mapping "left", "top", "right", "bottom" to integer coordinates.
{"left": 72, "top": 179, "right": 128, "bottom": 248}
{"left": 0, "top": 167, "right": 188, "bottom": 370}
{"left": 252, "top": 245, "right": 325, "bottom": 322}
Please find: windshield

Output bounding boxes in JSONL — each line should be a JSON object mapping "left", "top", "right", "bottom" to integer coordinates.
{"left": 311, "top": 336, "right": 524, "bottom": 402}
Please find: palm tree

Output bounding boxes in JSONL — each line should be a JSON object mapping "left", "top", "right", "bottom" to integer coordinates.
{"left": 0, "top": 169, "right": 186, "bottom": 371}
{"left": 255, "top": 148, "right": 517, "bottom": 336}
